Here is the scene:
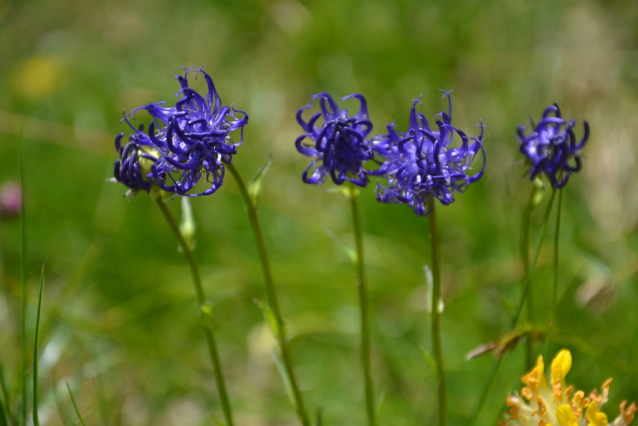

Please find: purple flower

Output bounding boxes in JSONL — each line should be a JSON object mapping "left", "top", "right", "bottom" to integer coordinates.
{"left": 113, "top": 128, "right": 162, "bottom": 196}
{"left": 295, "top": 93, "right": 374, "bottom": 186}
{"left": 373, "top": 92, "right": 486, "bottom": 216}
{"left": 517, "top": 104, "right": 589, "bottom": 188}
{"left": 113, "top": 67, "right": 248, "bottom": 197}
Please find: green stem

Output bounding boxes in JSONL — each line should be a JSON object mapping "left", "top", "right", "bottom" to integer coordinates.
{"left": 520, "top": 189, "right": 534, "bottom": 371}
{"left": 155, "top": 198, "right": 234, "bottom": 426}
{"left": 547, "top": 188, "right": 563, "bottom": 358}
{"left": 348, "top": 184, "right": 376, "bottom": 426}
{"left": 471, "top": 189, "right": 555, "bottom": 424}
{"left": 510, "top": 189, "right": 555, "bottom": 330}
{"left": 33, "top": 265, "right": 44, "bottom": 426}
{"left": 470, "top": 357, "right": 503, "bottom": 426}
{"left": 226, "top": 163, "right": 310, "bottom": 426}
{"left": 429, "top": 202, "right": 446, "bottom": 426}
{"left": 19, "top": 118, "right": 27, "bottom": 426}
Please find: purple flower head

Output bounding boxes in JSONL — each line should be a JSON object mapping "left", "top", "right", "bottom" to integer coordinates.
{"left": 373, "top": 91, "right": 486, "bottom": 216}
{"left": 112, "top": 128, "right": 162, "bottom": 196}
{"left": 517, "top": 104, "right": 589, "bottom": 189}
{"left": 113, "top": 67, "right": 248, "bottom": 197}
{"left": 295, "top": 93, "right": 374, "bottom": 187}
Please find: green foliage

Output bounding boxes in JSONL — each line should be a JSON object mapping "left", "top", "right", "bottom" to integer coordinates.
{"left": 247, "top": 155, "right": 272, "bottom": 209}
{"left": 1, "top": 1, "right": 637, "bottom": 425}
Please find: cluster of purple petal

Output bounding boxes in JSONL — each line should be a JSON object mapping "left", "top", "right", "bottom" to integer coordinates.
{"left": 113, "top": 67, "right": 247, "bottom": 197}
{"left": 295, "top": 93, "right": 374, "bottom": 187}
{"left": 372, "top": 92, "right": 486, "bottom": 216}
{"left": 517, "top": 104, "right": 589, "bottom": 189}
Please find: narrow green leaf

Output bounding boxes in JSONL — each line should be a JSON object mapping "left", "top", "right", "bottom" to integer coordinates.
{"left": 271, "top": 349, "right": 295, "bottom": 405}
{"left": 315, "top": 405, "right": 323, "bottom": 426}
{"left": 531, "top": 177, "right": 545, "bottom": 207}
{"left": 0, "top": 396, "right": 7, "bottom": 426}
{"left": 0, "top": 362, "right": 11, "bottom": 426}
{"left": 254, "top": 298, "right": 281, "bottom": 340}
{"left": 66, "top": 383, "right": 87, "bottom": 426}
{"left": 247, "top": 155, "right": 272, "bottom": 208}
{"left": 33, "top": 264, "right": 45, "bottom": 426}
{"left": 179, "top": 197, "right": 196, "bottom": 252}
{"left": 324, "top": 228, "right": 357, "bottom": 265}
{"left": 212, "top": 417, "right": 226, "bottom": 426}
{"left": 416, "top": 343, "right": 437, "bottom": 374}
{"left": 19, "top": 115, "right": 27, "bottom": 426}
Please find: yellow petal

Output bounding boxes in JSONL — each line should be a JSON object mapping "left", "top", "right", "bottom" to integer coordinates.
{"left": 551, "top": 350, "right": 572, "bottom": 383}
{"left": 586, "top": 402, "right": 609, "bottom": 426}
{"left": 556, "top": 404, "right": 578, "bottom": 426}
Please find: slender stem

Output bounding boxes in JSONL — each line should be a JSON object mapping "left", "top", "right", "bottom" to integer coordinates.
{"left": 346, "top": 184, "right": 376, "bottom": 426}
{"left": 348, "top": 185, "right": 376, "bottom": 426}
{"left": 154, "top": 198, "right": 234, "bottom": 426}
{"left": 226, "top": 163, "right": 310, "bottom": 426}
{"left": 428, "top": 202, "right": 446, "bottom": 426}
{"left": 33, "top": 265, "right": 45, "bottom": 426}
{"left": 520, "top": 189, "right": 534, "bottom": 371}
{"left": 472, "top": 190, "right": 555, "bottom": 424}
{"left": 470, "top": 357, "right": 504, "bottom": 426}
{"left": 547, "top": 188, "right": 563, "bottom": 358}
{"left": 19, "top": 118, "right": 27, "bottom": 426}
{"left": 510, "top": 189, "right": 555, "bottom": 330}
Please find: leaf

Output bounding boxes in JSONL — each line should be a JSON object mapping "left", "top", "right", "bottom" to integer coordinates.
{"left": 179, "top": 197, "right": 196, "bottom": 252}
{"left": 416, "top": 343, "right": 437, "bottom": 374}
{"left": 465, "top": 324, "right": 547, "bottom": 360}
{"left": 271, "top": 349, "right": 295, "bottom": 405}
{"left": 324, "top": 228, "right": 357, "bottom": 265}
{"left": 315, "top": 405, "right": 323, "bottom": 426}
{"left": 424, "top": 265, "right": 444, "bottom": 313}
{"left": 0, "top": 360, "right": 11, "bottom": 426}
{"left": 212, "top": 417, "right": 226, "bottom": 426}
{"left": 254, "top": 298, "right": 281, "bottom": 340}
{"left": 531, "top": 177, "right": 546, "bottom": 207}
{"left": 66, "top": 382, "right": 87, "bottom": 426}
{"left": 33, "top": 264, "right": 45, "bottom": 426}
{"left": 247, "top": 155, "right": 272, "bottom": 208}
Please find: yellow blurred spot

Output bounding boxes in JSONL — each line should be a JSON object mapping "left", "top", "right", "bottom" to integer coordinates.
{"left": 586, "top": 402, "right": 608, "bottom": 426}
{"left": 12, "top": 56, "right": 65, "bottom": 99}
{"left": 551, "top": 349, "right": 572, "bottom": 383}
{"left": 556, "top": 404, "right": 578, "bottom": 426}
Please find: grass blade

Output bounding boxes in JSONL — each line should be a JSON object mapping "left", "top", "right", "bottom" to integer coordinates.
{"left": 33, "top": 264, "right": 45, "bottom": 426}
{"left": 0, "top": 362, "right": 11, "bottom": 426}
{"left": 66, "top": 383, "right": 87, "bottom": 426}
{"left": 247, "top": 154, "right": 272, "bottom": 208}
{"left": 19, "top": 115, "right": 27, "bottom": 426}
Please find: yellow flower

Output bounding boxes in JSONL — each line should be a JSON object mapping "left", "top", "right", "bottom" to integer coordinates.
{"left": 501, "top": 350, "right": 636, "bottom": 426}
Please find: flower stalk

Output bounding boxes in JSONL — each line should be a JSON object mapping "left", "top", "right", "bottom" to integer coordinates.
{"left": 546, "top": 187, "right": 563, "bottom": 359}
{"left": 226, "top": 163, "right": 310, "bottom": 426}
{"left": 520, "top": 188, "right": 535, "bottom": 371}
{"left": 348, "top": 183, "right": 376, "bottom": 426}
{"left": 429, "top": 201, "right": 446, "bottom": 426}
{"left": 154, "top": 197, "right": 234, "bottom": 426}
{"left": 472, "top": 190, "right": 555, "bottom": 424}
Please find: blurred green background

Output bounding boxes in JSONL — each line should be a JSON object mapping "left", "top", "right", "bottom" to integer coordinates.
{"left": 1, "top": 0, "right": 638, "bottom": 424}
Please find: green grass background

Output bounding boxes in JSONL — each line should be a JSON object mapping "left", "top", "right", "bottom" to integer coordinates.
{"left": 1, "top": 0, "right": 638, "bottom": 424}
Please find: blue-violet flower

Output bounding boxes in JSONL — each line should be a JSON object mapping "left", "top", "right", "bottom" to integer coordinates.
{"left": 517, "top": 103, "right": 589, "bottom": 188}
{"left": 295, "top": 92, "right": 374, "bottom": 187}
{"left": 113, "top": 127, "right": 162, "bottom": 196}
{"left": 112, "top": 67, "right": 248, "bottom": 197}
{"left": 373, "top": 92, "right": 486, "bottom": 216}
